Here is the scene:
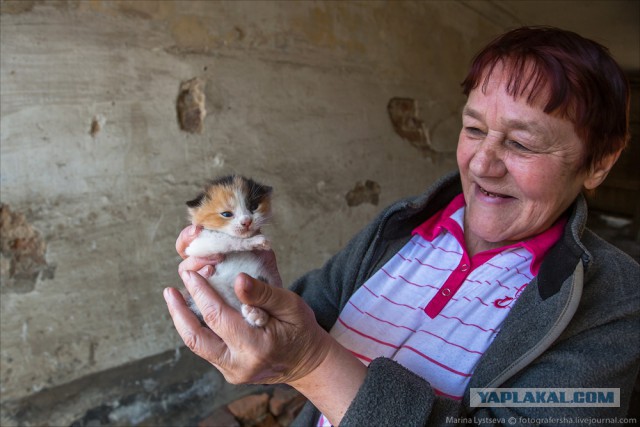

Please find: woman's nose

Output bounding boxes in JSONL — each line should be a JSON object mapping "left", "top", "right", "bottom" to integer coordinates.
{"left": 468, "top": 138, "right": 507, "bottom": 177}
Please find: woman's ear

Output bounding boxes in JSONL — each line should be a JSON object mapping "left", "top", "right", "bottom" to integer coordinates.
{"left": 583, "top": 149, "right": 623, "bottom": 190}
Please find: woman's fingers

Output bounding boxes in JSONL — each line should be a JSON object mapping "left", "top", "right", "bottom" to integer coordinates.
{"left": 164, "top": 279, "right": 236, "bottom": 369}
{"left": 178, "top": 256, "right": 223, "bottom": 278}
{"left": 175, "top": 225, "right": 202, "bottom": 258}
{"left": 235, "top": 274, "right": 302, "bottom": 319}
{"left": 180, "top": 270, "right": 249, "bottom": 346}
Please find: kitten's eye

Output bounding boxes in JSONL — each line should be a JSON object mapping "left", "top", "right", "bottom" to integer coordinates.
{"left": 220, "top": 211, "right": 233, "bottom": 218}
{"left": 249, "top": 203, "right": 259, "bottom": 212}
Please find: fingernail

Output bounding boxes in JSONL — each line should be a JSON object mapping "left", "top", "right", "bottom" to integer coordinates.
{"left": 200, "top": 265, "right": 213, "bottom": 278}
{"left": 180, "top": 270, "right": 193, "bottom": 283}
{"left": 188, "top": 225, "right": 197, "bottom": 236}
{"left": 240, "top": 274, "right": 253, "bottom": 291}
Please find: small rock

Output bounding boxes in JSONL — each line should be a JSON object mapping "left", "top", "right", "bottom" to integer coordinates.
{"left": 198, "top": 405, "right": 240, "bottom": 427}
{"left": 269, "top": 385, "right": 302, "bottom": 417}
{"left": 227, "top": 393, "right": 270, "bottom": 424}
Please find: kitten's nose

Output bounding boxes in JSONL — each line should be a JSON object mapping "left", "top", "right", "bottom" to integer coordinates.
{"left": 240, "top": 217, "right": 252, "bottom": 228}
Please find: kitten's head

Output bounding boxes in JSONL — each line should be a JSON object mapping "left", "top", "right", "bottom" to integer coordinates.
{"left": 186, "top": 175, "right": 272, "bottom": 238}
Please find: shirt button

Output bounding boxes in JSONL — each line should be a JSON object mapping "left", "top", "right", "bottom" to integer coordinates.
{"left": 460, "top": 263, "right": 469, "bottom": 272}
{"left": 441, "top": 288, "right": 451, "bottom": 296}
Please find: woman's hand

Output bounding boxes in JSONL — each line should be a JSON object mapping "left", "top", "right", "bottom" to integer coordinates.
{"left": 169, "top": 225, "right": 365, "bottom": 425}
{"left": 164, "top": 271, "right": 332, "bottom": 384}
{"left": 176, "top": 225, "right": 202, "bottom": 259}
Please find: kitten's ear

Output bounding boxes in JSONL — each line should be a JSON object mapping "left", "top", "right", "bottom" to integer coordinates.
{"left": 186, "top": 192, "right": 206, "bottom": 208}
{"left": 264, "top": 185, "right": 273, "bottom": 195}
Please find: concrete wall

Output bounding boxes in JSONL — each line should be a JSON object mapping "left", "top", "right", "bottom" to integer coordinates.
{"left": 1, "top": 1, "right": 637, "bottom": 425}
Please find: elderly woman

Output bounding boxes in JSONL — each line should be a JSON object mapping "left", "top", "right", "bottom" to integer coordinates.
{"left": 165, "top": 26, "right": 639, "bottom": 425}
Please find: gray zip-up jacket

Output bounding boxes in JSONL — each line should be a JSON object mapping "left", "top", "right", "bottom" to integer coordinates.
{"left": 291, "top": 171, "right": 639, "bottom": 426}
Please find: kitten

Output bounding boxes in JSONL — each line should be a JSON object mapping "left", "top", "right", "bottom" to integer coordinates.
{"left": 184, "top": 175, "right": 275, "bottom": 327}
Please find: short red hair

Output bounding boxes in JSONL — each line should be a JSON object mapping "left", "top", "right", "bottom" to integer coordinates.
{"left": 461, "top": 26, "right": 630, "bottom": 171}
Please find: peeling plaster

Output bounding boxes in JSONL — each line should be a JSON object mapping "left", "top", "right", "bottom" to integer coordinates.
{"left": 387, "top": 97, "right": 435, "bottom": 157}
{"left": 176, "top": 77, "right": 207, "bottom": 134}
{"left": 345, "top": 180, "right": 381, "bottom": 207}
{"left": 0, "top": 204, "right": 55, "bottom": 293}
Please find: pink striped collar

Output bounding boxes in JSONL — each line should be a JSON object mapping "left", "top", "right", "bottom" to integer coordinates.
{"left": 412, "top": 193, "right": 566, "bottom": 276}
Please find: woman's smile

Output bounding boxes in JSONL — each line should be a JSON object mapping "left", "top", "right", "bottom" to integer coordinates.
{"left": 456, "top": 62, "right": 601, "bottom": 255}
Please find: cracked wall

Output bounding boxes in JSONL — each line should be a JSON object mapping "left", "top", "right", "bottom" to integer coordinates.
{"left": 0, "top": 1, "right": 533, "bottom": 423}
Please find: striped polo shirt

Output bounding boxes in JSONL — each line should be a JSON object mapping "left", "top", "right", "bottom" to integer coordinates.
{"left": 318, "top": 194, "right": 564, "bottom": 426}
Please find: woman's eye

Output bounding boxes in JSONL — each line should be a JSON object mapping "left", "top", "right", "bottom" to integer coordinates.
{"left": 465, "top": 127, "right": 485, "bottom": 137}
{"left": 508, "top": 140, "right": 532, "bottom": 152}
{"left": 220, "top": 211, "right": 233, "bottom": 218}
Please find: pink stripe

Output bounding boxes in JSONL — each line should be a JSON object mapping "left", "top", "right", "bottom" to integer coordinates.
{"left": 514, "top": 266, "right": 532, "bottom": 280}
{"left": 397, "top": 253, "right": 412, "bottom": 262}
{"left": 486, "top": 262, "right": 503, "bottom": 270}
{"left": 474, "top": 296, "right": 489, "bottom": 306}
{"left": 381, "top": 294, "right": 418, "bottom": 310}
{"left": 514, "top": 283, "right": 528, "bottom": 297}
{"left": 398, "top": 275, "right": 440, "bottom": 290}
{"left": 365, "top": 311, "right": 417, "bottom": 332}
{"left": 414, "top": 259, "right": 454, "bottom": 272}
{"left": 438, "top": 314, "right": 498, "bottom": 333}
{"left": 338, "top": 318, "right": 398, "bottom": 349}
{"left": 497, "top": 264, "right": 531, "bottom": 281}
{"left": 401, "top": 345, "right": 472, "bottom": 377}
{"left": 495, "top": 279, "right": 510, "bottom": 290}
{"left": 350, "top": 350, "right": 372, "bottom": 363}
{"left": 362, "top": 284, "right": 379, "bottom": 298}
{"left": 348, "top": 301, "right": 364, "bottom": 314}
{"left": 465, "top": 278, "right": 485, "bottom": 285}
{"left": 417, "top": 329, "right": 484, "bottom": 355}
{"left": 410, "top": 238, "right": 427, "bottom": 248}
{"left": 381, "top": 267, "right": 397, "bottom": 280}
{"left": 412, "top": 236, "right": 463, "bottom": 255}
{"left": 427, "top": 240, "right": 463, "bottom": 255}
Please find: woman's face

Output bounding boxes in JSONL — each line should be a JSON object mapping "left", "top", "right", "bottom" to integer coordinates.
{"left": 457, "top": 64, "right": 604, "bottom": 253}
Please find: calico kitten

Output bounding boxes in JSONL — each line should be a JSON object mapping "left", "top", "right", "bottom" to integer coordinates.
{"left": 184, "top": 175, "right": 275, "bottom": 327}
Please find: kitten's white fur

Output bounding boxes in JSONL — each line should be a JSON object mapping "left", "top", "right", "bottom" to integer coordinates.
{"left": 184, "top": 177, "right": 274, "bottom": 327}
{"left": 186, "top": 230, "right": 273, "bottom": 327}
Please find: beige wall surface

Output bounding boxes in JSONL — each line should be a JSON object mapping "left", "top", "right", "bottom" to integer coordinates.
{"left": 1, "top": 0, "right": 637, "bottom": 425}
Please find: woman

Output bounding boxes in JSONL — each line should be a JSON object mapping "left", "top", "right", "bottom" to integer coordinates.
{"left": 165, "top": 27, "right": 639, "bottom": 425}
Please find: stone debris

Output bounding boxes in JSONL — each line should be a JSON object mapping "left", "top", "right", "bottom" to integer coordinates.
{"left": 345, "top": 180, "right": 381, "bottom": 207}
{"left": 201, "top": 386, "right": 307, "bottom": 427}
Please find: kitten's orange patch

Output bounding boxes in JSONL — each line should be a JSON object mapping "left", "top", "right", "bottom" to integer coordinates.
{"left": 188, "top": 175, "right": 272, "bottom": 233}
{"left": 190, "top": 185, "right": 237, "bottom": 229}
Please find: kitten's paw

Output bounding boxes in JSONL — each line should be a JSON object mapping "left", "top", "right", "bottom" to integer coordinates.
{"left": 250, "top": 235, "right": 271, "bottom": 251}
{"left": 241, "top": 304, "right": 269, "bottom": 327}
